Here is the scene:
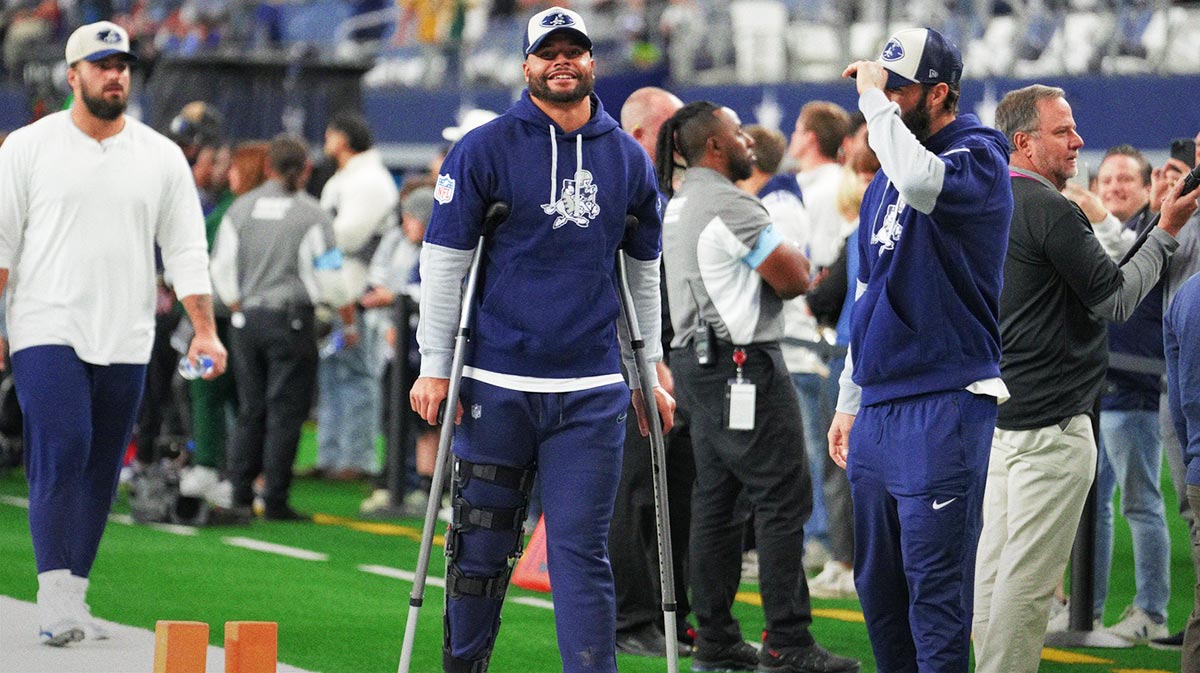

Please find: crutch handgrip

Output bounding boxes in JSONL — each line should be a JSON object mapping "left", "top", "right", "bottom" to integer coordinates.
{"left": 483, "top": 202, "right": 511, "bottom": 237}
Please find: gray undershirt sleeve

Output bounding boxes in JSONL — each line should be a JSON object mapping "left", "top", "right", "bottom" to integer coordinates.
{"left": 835, "top": 280, "right": 868, "bottom": 416}
{"left": 416, "top": 242, "right": 475, "bottom": 379}
{"left": 1092, "top": 228, "right": 1179, "bottom": 322}
{"left": 618, "top": 253, "right": 663, "bottom": 389}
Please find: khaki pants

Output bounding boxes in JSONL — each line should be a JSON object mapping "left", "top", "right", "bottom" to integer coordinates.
{"left": 1184, "top": 485, "right": 1200, "bottom": 672}
{"left": 973, "top": 414, "right": 1097, "bottom": 673}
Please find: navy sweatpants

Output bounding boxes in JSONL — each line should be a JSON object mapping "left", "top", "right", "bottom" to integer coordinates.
{"left": 847, "top": 390, "right": 996, "bottom": 673}
{"left": 449, "top": 377, "right": 628, "bottom": 673}
{"left": 13, "top": 345, "right": 146, "bottom": 576}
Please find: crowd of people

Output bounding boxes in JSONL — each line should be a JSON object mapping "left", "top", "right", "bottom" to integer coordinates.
{"left": 3, "top": 7, "right": 1200, "bottom": 673}
{"left": 3, "top": 0, "right": 1194, "bottom": 91}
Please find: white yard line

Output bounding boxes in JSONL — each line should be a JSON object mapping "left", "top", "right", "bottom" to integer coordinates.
{"left": 3, "top": 496, "right": 198, "bottom": 537}
{"left": 222, "top": 537, "right": 328, "bottom": 561}
{"left": 511, "top": 596, "right": 554, "bottom": 610}
{"left": 110, "top": 514, "right": 199, "bottom": 536}
{"left": 357, "top": 564, "right": 554, "bottom": 610}
{"left": 0, "top": 494, "right": 29, "bottom": 508}
{"left": 359, "top": 563, "right": 445, "bottom": 588}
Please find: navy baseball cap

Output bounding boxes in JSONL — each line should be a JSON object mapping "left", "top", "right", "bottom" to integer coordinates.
{"left": 877, "top": 27, "right": 962, "bottom": 89}
{"left": 523, "top": 7, "right": 592, "bottom": 56}
{"left": 65, "top": 21, "right": 136, "bottom": 65}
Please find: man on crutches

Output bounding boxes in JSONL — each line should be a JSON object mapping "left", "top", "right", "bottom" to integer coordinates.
{"left": 408, "top": 7, "right": 673, "bottom": 673}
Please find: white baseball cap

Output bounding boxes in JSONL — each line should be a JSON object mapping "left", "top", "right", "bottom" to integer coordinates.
{"left": 65, "top": 21, "right": 136, "bottom": 65}
{"left": 877, "top": 27, "right": 962, "bottom": 89}
{"left": 442, "top": 109, "right": 499, "bottom": 143}
{"left": 523, "top": 7, "right": 591, "bottom": 56}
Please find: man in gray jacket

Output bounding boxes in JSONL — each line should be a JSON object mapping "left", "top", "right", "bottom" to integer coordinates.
{"left": 211, "top": 135, "right": 347, "bottom": 520}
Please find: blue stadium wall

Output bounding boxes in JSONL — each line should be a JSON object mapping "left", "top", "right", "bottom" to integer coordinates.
{"left": 364, "top": 71, "right": 1200, "bottom": 152}
{"left": 1, "top": 70, "right": 1194, "bottom": 154}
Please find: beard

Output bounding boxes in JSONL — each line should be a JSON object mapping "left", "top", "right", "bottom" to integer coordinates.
{"left": 529, "top": 69, "right": 595, "bottom": 105}
{"left": 82, "top": 87, "right": 127, "bottom": 121}
{"left": 729, "top": 149, "right": 755, "bottom": 182}
{"left": 901, "top": 88, "right": 933, "bottom": 143}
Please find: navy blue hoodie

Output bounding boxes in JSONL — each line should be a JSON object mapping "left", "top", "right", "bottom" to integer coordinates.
{"left": 851, "top": 111, "right": 1013, "bottom": 406}
{"left": 424, "top": 91, "right": 662, "bottom": 379}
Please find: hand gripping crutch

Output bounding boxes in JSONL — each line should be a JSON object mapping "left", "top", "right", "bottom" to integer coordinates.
{"left": 398, "top": 201, "right": 510, "bottom": 673}
{"left": 616, "top": 214, "right": 680, "bottom": 673}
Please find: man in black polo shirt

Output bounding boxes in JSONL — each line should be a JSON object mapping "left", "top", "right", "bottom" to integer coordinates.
{"left": 972, "top": 83, "right": 1199, "bottom": 673}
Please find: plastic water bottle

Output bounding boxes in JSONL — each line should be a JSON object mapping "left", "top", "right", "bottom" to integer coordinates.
{"left": 319, "top": 329, "right": 345, "bottom": 358}
{"left": 178, "top": 355, "right": 215, "bottom": 380}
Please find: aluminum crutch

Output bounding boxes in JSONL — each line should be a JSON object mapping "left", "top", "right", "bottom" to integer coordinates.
{"left": 615, "top": 214, "right": 679, "bottom": 673}
{"left": 398, "top": 201, "right": 510, "bottom": 673}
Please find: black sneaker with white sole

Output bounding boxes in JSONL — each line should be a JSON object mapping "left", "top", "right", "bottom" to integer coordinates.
{"left": 1148, "top": 629, "right": 1184, "bottom": 651}
{"left": 757, "top": 643, "right": 861, "bottom": 673}
{"left": 691, "top": 638, "right": 759, "bottom": 672}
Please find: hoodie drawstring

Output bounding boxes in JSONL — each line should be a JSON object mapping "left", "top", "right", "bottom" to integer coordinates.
{"left": 574, "top": 135, "right": 583, "bottom": 218}
{"left": 548, "top": 124, "right": 558, "bottom": 207}
{"left": 544, "top": 126, "right": 586, "bottom": 218}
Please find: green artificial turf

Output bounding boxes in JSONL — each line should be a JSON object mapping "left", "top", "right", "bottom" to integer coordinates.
{"left": 0, "top": 426, "right": 1191, "bottom": 672}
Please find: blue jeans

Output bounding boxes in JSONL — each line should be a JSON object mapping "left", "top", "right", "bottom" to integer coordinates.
{"left": 1093, "top": 408, "right": 1171, "bottom": 619}
{"left": 792, "top": 372, "right": 829, "bottom": 545}
{"left": 316, "top": 312, "right": 386, "bottom": 473}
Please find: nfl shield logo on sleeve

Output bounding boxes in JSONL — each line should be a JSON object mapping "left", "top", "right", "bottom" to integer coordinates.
{"left": 434, "top": 174, "right": 456, "bottom": 204}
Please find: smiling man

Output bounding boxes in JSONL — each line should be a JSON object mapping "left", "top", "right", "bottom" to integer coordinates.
{"left": 0, "top": 21, "right": 224, "bottom": 646}
{"left": 409, "top": 7, "right": 672, "bottom": 672}
{"left": 972, "top": 84, "right": 1198, "bottom": 673}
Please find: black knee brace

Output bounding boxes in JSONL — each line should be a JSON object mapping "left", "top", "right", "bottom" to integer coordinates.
{"left": 442, "top": 458, "right": 536, "bottom": 672}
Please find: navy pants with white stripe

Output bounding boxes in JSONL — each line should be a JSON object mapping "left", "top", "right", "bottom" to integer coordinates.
{"left": 847, "top": 390, "right": 996, "bottom": 673}
{"left": 449, "top": 377, "right": 628, "bottom": 673}
{"left": 13, "top": 345, "right": 145, "bottom": 576}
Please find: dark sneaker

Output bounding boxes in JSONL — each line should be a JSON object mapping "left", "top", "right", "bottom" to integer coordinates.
{"left": 1148, "top": 629, "right": 1184, "bottom": 651}
{"left": 616, "top": 622, "right": 691, "bottom": 658}
{"left": 263, "top": 506, "right": 310, "bottom": 522}
{"left": 758, "top": 643, "right": 860, "bottom": 673}
{"left": 692, "top": 638, "right": 758, "bottom": 672}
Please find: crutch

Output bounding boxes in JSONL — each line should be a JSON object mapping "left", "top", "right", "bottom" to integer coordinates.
{"left": 398, "top": 201, "right": 510, "bottom": 673}
{"left": 616, "top": 214, "right": 679, "bottom": 673}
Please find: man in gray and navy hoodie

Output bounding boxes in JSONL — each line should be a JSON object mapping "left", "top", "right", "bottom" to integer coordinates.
{"left": 409, "top": 7, "right": 673, "bottom": 673}
{"left": 830, "top": 28, "right": 1013, "bottom": 673}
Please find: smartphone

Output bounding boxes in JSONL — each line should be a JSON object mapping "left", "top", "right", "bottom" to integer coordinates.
{"left": 1170, "top": 138, "right": 1196, "bottom": 168}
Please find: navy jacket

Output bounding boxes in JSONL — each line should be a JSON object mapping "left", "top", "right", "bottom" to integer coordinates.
{"left": 425, "top": 91, "right": 662, "bottom": 379}
{"left": 852, "top": 112, "right": 1013, "bottom": 406}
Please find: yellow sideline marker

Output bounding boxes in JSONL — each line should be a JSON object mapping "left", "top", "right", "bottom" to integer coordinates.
{"left": 1039, "top": 647, "right": 1113, "bottom": 665}
{"left": 153, "top": 620, "right": 209, "bottom": 673}
{"left": 311, "top": 512, "right": 444, "bottom": 545}
{"left": 225, "top": 621, "right": 279, "bottom": 673}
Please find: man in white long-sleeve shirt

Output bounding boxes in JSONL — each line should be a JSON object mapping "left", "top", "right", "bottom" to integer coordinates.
{"left": 0, "top": 21, "right": 226, "bottom": 646}
{"left": 317, "top": 111, "right": 399, "bottom": 479}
